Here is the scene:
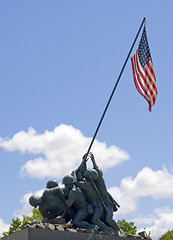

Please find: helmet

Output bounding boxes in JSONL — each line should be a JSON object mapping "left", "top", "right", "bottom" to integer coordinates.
{"left": 84, "top": 169, "right": 98, "bottom": 180}
{"left": 29, "top": 195, "right": 40, "bottom": 208}
{"left": 46, "top": 180, "right": 58, "bottom": 189}
{"left": 88, "top": 169, "right": 98, "bottom": 180}
{"left": 62, "top": 175, "right": 75, "bottom": 185}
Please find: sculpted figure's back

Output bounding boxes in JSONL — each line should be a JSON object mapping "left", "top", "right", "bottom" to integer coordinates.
{"left": 29, "top": 180, "right": 66, "bottom": 220}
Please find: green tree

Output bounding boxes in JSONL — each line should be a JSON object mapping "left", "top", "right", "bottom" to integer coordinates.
{"left": 3, "top": 208, "right": 43, "bottom": 236}
{"left": 117, "top": 219, "right": 137, "bottom": 235}
{"left": 9, "top": 218, "right": 22, "bottom": 233}
{"left": 30, "top": 208, "right": 43, "bottom": 222}
{"left": 159, "top": 230, "right": 173, "bottom": 240}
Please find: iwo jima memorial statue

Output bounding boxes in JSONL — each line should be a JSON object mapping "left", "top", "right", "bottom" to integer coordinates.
{"left": 3, "top": 18, "right": 157, "bottom": 240}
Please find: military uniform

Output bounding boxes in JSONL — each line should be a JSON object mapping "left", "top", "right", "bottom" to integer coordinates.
{"left": 63, "top": 175, "right": 95, "bottom": 229}
{"left": 76, "top": 178, "right": 109, "bottom": 231}
{"left": 90, "top": 153, "right": 120, "bottom": 232}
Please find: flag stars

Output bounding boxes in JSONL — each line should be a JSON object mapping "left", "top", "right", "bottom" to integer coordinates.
{"left": 138, "top": 27, "right": 151, "bottom": 67}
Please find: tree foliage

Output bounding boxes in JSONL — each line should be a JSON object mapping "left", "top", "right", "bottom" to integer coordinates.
{"left": 117, "top": 219, "right": 137, "bottom": 235}
{"left": 3, "top": 208, "right": 43, "bottom": 236}
{"left": 159, "top": 230, "right": 173, "bottom": 240}
{"left": 30, "top": 208, "right": 43, "bottom": 222}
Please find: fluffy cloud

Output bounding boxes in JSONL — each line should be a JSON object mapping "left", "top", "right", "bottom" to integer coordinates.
{"left": 120, "top": 167, "right": 173, "bottom": 199}
{"left": 134, "top": 207, "right": 173, "bottom": 240}
{"left": 0, "top": 219, "right": 10, "bottom": 238}
{"left": 109, "top": 166, "right": 173, "bottom": 216}
{"left": 0, "top": 124, "right": 129, "bottom": 179}
{"left": 109, "top": 186, "right": 137, "bottom": 215}
{"left": 108, "top": 167, "right": 173, "bottom": 240}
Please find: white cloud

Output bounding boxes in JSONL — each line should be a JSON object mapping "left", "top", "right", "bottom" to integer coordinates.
{"left": 109, "top": 167, "right": 173, "bottom": 216}
{"left": 0, "top": 124, "right": 129, "bottom": 179}
{"left": 0, "top": 218, "right": 10, "bottom": 238}
{"left": 134, "top": 207, "right": 173, "bottom": 240}
{"left": 109, "top": 186, "right": 137, "bottom": 215}
{"left": 120, "top": 167, "right": 173, "bottom": 199}
{"left": 108, "top": 167, "right": 173, "bottom": 240}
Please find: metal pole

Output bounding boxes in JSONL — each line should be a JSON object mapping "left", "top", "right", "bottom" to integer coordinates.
{"left": 84, "top": 17, "right": 146, "bottom": 159}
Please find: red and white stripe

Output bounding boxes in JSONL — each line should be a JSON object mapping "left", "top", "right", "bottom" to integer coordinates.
{"left": 131, "top": 50, "right": 157, "bottom": 111}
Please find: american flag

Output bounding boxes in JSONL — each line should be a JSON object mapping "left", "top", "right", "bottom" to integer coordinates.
{"left": 131, "top": 25, "right": 157, "bottom": 111}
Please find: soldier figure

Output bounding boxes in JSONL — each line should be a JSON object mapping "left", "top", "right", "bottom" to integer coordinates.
{"left": 62, "top": 174, "right": 96, "bottom": 229}
{"left": 29, "top": 180, "right": 66, "bottom": 220}
{"left": 89, "top": 153, "right": 120, "bottom": 234}
{"left": 76, "top": 169, "right": 111, "bottom": 231}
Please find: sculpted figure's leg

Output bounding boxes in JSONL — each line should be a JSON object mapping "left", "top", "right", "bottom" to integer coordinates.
{"left": 104, "top": 204, "right": 120, "bottom": 231}
{"left": 64, "top": 208, "right": 75, "bottom": 223}
{"left": 72, "top": 208, "right": 95, "bottom": 229}
{"left": 91, "top": 206, "right": 108, "bottom": 231}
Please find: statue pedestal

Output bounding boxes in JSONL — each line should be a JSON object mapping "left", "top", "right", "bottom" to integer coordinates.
{"left": 2, "top": 228, "right": 144, "bottom": 240}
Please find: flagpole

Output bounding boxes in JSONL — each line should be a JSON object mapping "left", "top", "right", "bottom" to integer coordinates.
{"left": 84, "top": 17, "right": 146, "bottom": 160}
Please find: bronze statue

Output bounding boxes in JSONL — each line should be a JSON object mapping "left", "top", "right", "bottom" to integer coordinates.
{"left": 29, "top": 153, "right": 120, "bottom": 235}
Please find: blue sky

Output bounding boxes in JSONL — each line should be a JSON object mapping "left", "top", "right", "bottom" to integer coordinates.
{"left": 0, "top": 1, "right": 173, "bottom": 239}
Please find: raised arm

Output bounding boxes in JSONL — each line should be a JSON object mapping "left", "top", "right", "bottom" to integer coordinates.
{"left": 90, "top": 152, "right": 99, "bottom": 170}
{"left": 74, "top": 153, "right": 88, "bottom": 179}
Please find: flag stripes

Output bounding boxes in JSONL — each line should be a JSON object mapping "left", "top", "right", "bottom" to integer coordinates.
{"left": 131, "top": 25, "right": 157, "bottom": 111}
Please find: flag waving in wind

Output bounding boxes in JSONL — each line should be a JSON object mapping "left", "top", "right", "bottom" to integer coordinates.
{"left": 131, "top": 25, "right": 157, "bottom": 111}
